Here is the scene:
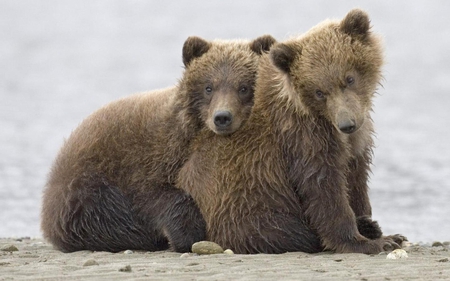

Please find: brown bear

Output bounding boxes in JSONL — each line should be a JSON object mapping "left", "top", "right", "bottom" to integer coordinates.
{"left": 41, "top": 35, "right": 276, "bottom": 253}
{"left": 177, "top": 9, "right": 406, "bottom": 254}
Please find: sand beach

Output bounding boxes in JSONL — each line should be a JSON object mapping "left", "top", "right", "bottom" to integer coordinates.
{"left": 1, "top": 238, "right": 449, "bottom": 280}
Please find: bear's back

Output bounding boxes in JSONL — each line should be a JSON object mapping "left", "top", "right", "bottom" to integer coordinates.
{"left": 47, "top": 86, "right": 179, "bottom": 192}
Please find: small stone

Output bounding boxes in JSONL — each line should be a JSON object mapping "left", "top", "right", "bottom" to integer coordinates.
{"left": 432, "top": 241, "right": 444, "bottom": 247}
{"left": 119, "top": 265, "right": 132, "bottom": 272}
{"left": 180, "top": 253, "right": 190, "bottom": 258}
{"left": 30, "top": 242, "right": 44, "bottom": 248}
{"left": 15, "top": 237, "right": 30, "bottom": 242}
{"left": 224, "top": 249, "right": 234, "bottom": 255}
{"left": 1, "top": 244, "right": 18, "bottom": 252}
{"left": 402, "top": 241, "right": 413, "bottom": 248}
{"left": 191, "top": 241, "right": 224, "bottom": 255}
{"left": 83, "top": 259, "right": 99, "bottom": 266}
{"left": 123, "top": 250, "right": 133, "bottom": 254}
{"left": 438, "top": 258, "right": 449, "bottom": 262}
{"left": 443, "top": 241, "right": 450, "bottom": 246}
{"left": 386, "top": 249, "right": 408, "bottom": 259}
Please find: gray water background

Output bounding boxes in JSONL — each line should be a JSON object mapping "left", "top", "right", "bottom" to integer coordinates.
{"left": 1, "top": 0, "right": 449, "bottom": 243}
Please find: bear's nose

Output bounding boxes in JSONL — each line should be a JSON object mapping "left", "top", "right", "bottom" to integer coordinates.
{"left": 338, "top": 119, "right": 356, "bottom": 134}
{"left": 214, "top": 111, "right": 233, "bottom": 128}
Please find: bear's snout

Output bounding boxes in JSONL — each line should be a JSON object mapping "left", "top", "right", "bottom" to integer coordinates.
{"left": 331, "top": 95, "right": 362, "bottom": 135}
{"left": 214, "top": 110, "right": 233, "bottom": 128}
{"left": 338, "top": 119, "right": 356, "bottom": 134}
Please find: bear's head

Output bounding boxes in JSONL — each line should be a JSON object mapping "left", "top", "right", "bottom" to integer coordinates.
{"left": 270, "top": 9, "right": 383, "bottom": 134}
{"left": 179, "top": 35, "right": 276, "bottom": 135}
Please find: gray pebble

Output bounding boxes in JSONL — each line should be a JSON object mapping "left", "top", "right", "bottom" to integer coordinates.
{"left": 432, "top": 241, "right": 444, "bottom": 247}
{"left": 15, "top": 237, "right": 30, "bottom": 242}
{"left": 180, "top": 253, "right": 191, "bottom": 258}
{"left": 123, "top": 250, "right": 133, "bottom": 254}
{"left": 30, "top": 242, "right": 45, "bottom": 248}
{"left": 119, "top": 265, "right": 132, "bottom": 272}
{"left": 83, "top": 259, "right": 99, "bottom": 266}
{"left": 191, "top": 241, "right": 224, "bottom": 255}
{"left": 1, "top": 244, "right": 18, "bottom": 252}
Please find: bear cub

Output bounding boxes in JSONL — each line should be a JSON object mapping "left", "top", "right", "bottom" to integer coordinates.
{"left": 41, "top": 35, "right": 276, "bottom": 253}
{"left": 177, "top": 9, "right": 406, "bottom": 254}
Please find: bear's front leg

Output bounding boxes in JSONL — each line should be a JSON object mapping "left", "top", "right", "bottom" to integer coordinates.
{"left": 347, "top": 153, "right": 372, "bottom": 218}
{"left": 299, "top": 159, "right": 401, "bottom": 254}
{"left": 347, "top": 152, "right": 383, "bottom": 240}
{"left": 356, "top": 215, "right": 382, "bottom": 239}
{"left": 348, "top": 153, "right": 408, "bottom": 244}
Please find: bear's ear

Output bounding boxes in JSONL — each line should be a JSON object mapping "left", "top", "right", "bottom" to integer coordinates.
{"left": 270, "top": 43, "right": 298, "bottom": 73}
{"left": 250, "top": 35, "right": 277, "bottom": 55}
{"left": 182, "top": 36, "right": 211, "bottom": 67}
{"left": 340, "top": 9, "right": 370, "bottom": 41}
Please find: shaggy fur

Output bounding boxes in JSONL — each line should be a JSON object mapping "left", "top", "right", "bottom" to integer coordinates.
{"left": 177, "top": 9, "right": 406, "bottom": 254}
{"left": 41, "top": 35, "right": 276, "bottom": 253}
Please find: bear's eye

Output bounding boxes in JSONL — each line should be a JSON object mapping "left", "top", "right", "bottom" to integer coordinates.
{"left": 346, "top": 76, "right": 355, "bottom": 85}
{"left": 315, "top": 90, "right": 325, "bottom": 99}
{"left": 205, "top": 86, "right": 213, "bottom": 94}
{"left": 239, "top": 86, "right": 248, "bottom": 94}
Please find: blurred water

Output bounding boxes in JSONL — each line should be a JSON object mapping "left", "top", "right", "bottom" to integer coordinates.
{"left": 1, "top": 0, "right": 449, "bottom": 243}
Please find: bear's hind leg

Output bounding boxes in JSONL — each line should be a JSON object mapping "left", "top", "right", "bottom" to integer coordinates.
{"left": 46, "top": 176, "right": 167, "bottom": 252}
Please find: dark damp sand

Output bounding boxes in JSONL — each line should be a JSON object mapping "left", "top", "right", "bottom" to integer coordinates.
{"left": 1, "top": 238, "right": 449, "bottom": 281}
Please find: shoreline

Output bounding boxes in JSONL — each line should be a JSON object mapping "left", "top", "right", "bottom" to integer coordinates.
{"left": 1, "top": 238, "right": 449, "bottom": 280}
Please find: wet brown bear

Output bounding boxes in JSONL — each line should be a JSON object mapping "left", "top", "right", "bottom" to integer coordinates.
{"left": 177, "top": 9, "right": 406, "bottom": 254}
{"left": 41, "top": 35, "right": 276, "bottom": 253}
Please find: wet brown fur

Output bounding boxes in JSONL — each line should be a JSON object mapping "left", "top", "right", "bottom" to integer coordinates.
{"left": 177, "top": 9, "right": 405, "bottom": 254}
{"left": 41, "top": 35, "right": 276, "bottom": 253}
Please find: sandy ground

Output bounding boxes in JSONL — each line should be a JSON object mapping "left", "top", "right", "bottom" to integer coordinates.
{"left": 1, "top": 238, "right": 449, "bottom": 280}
